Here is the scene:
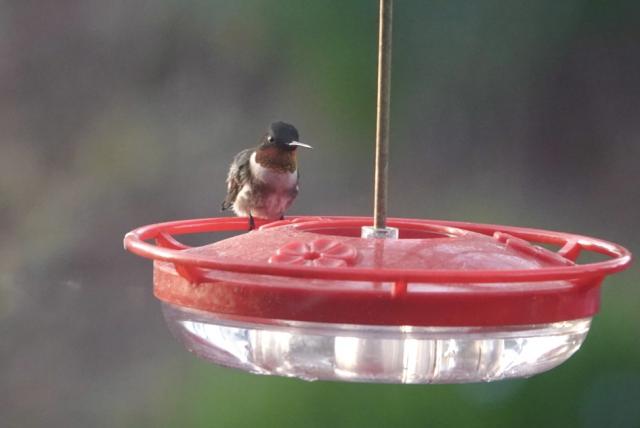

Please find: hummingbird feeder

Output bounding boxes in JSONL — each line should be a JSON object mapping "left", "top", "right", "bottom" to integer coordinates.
{"left": 124, "top": 0, "right": 632, "bottom": 383}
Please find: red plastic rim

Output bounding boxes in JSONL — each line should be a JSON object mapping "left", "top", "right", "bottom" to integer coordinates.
{"left": 125, "top": 216, "right": 631, "bottom": 282}
{"left": 124, "top": 216, "right": 632, "bottom": 326}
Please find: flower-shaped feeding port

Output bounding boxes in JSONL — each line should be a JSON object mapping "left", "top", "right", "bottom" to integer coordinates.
{"left": 269, "top": 239, "right": 358, "bottom": 267}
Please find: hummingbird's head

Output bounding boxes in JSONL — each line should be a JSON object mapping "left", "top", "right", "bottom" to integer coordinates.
{"left": 262, "top": 122, "right": 312, "bottom": 151}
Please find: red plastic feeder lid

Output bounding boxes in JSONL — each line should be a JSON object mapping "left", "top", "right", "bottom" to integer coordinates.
{"left": 124, "top": 216, "right": 632, "bottom": 327}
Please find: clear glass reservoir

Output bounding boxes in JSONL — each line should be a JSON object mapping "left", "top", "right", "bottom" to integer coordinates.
{"left": 163, "top": 303, "right": 591, "bottom": 383}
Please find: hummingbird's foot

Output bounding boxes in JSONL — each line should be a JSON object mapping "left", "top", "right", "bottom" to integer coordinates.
{"left": 248, "top": 214, "right": 256, "bottom": 231}
{"left": 279, "top": 215, "right": 285, "bottom": 221}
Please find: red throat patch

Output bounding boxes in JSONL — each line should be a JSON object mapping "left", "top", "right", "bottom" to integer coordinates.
{"left": 255, "top": 147, "right": 297, "bottom": 173}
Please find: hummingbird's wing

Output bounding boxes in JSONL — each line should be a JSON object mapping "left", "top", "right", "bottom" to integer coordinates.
{"left": 222, "top": 148, "right": 253, "bottom": 211}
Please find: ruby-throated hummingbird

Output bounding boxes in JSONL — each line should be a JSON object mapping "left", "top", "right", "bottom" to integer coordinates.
{"left": 222, "top": 122, "right": 312, "bottom": 229}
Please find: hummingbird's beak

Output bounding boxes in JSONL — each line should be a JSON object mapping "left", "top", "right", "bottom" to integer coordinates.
{"left": 288, "top": 141, "right": 313, "bottom": 149}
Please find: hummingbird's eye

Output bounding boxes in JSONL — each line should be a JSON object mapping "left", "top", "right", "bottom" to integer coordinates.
{"left": 267, "top": 136, "right": 274, "bottom": 143}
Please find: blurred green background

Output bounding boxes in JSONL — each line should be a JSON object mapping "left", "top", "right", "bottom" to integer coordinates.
{"left": 1, "top": 1, "right": 639, "bottom": 427}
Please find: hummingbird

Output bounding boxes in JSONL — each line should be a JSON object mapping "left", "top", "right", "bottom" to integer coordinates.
{"left": 221, "top": 121, "right": 312, "bottom": 230}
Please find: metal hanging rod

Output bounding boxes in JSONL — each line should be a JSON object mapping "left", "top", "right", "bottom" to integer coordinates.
{"left": 373, "top": 0, "right": 393, "bottom": 231}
